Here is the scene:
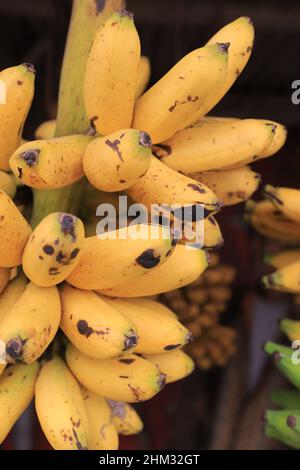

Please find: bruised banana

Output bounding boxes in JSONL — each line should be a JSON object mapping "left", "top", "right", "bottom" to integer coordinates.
{"left": 264, "top": 250, "right": 300, "bottom": 270}
{"left": 135, "top": 55, "right": 151, "bottom": 100}
{"left": 66, "top": 224, "right": 174, "bottom": 290}
{"left": 60, "top": 285, "right": 138, "bottom": 359}
{"left": 0, "top": 190, "right": 32, "bottom": 267}
{"left": 0, "top": 362, "right": 39, "bottom": 444}
{"left": 263, "top": 262, "right": 300, "bottom": 293}
{"left": 133, "top": 42, "right": 228, "bottom": 144}
{"left": 66, "top": 342, "right": 166, "bottom": 403}
{"left": 0, "top": 282, "right": 61, "bottom": 364}
{"left": 0, "top": 171, "right": 17, "bottom": 199}
{"left": 264, "top": 185, "right": 300, "bottom": 225}
{"left": 101, "top": 296, "right": 191, "bottom": 354}
{"left": 98, "top": 244, "right": 209, "bottom": 297}
{"left": 9, "top": 135, "right": 92, "bottom": 189}
{"left": 190, "top": 166, "right": 261, "bottom": 206}
{"left": 154, "top": 119, "right": 275, "bottom": 173}
{"left": 127, "top": 156, "right": 222, "bottom": 214}
{"left": 81, "top": 387, "right": 118, "bottom": 450}
{"left": 0, "top": 63, "right": 35, "bottom": 171}
{"left": 142, "top": 350, "right": 195, "bottom": 384}
{"left": 83, "top": 128, "right": 152, "bottom": 191}
{"left": 22, "top": 212, "right": 84, "bottom": 287}
{"left": 35, "top": 355, "right": 89, "bottom": 450}
{"left": 34, "top": 119, "right": 56, "bottom": 140}
{"left": 84, "top": 10, "right": 140, "bottom": 135}
{"left": 107, "top": 400, "right": 143, "bottom": 435}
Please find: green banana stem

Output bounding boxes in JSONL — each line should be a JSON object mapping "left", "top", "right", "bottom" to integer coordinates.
{"left": 31, "top": 0, "right": 125, "bottom": 227}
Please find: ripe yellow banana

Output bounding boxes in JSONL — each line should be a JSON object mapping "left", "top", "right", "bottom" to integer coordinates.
{"left": 127, "top": 156, "right": 221, "bottom": 214}
{"left": 154, "top": 119, "right": 275, "bottom": 173}
{"left": 101, "top": 296, "right": 191, "bottom": 354}
{"left": 10, "top": 135, "right": 92, "bottom": 189}
{"left": 262, "top": 261, "right": 300, "bottom": 294}
{"left": 0, "top": 282, "right": 61, "bottom": 364}
{"left": 264, "top": 250, "right": 300, "bottom": 270}
{"left": 0, "top": 171, "right": 17, "bottom": 199}
{"left": 107, "top": 400, "right": 143, "bottom": 435}
{"left": 133, "top": 42, "right": 228, "bottom": 143}
{"left": 0, "top": 190, "right": 32, "bottom": 267}
{"left": 34, "top": 119, "right": 56, "bottom": 140}
{"left": 264, "top": 185, "right": 300, "bottom": 224}
{"left": 0, "top": 268, "right": 11, "bottom": 294}
{"left": 135, "top": 55, "right": 151, "bottom": 100}
{"left": 0, "top": 273, "right": 27, "bottom": 322}
{"left": 65, "top": 342, "right": 166, "bottom": 403}
{"left": 0, "top": 63, "right": 35, "bottom": 171}
{"left": 203, "top": 216, "right": 223, "bottom": 249}
{"left": 67, "top": 224, "right": 173, "bottom": 290}
{"left": 81, "top": 388, "right": 119, "bottom": 450}
{"left": 35, "top": 355, "right": 89, "bottom": 450}
{"left": 256, "top": 121, "right": 287, "bottom": 158}
{"left": 190, "top": 166, "right": 261, "bottom": 206}
{"left": 84, "top": 10, "right": 141, "bottom": 135}
{"left": 99, "top": 244, "right": 208, "bottom": 297}
{"left": 22, "top": 212, "right": 84, "bottom": 287}
{"left": 60, "top": 285, "right": 138, "bottom": 359}
{"left": 143, "top": 350, "right": 195, "bottom": 384}
{"left": 83, "top": 129, "right": 152, "bottom": 191}
{"left": 0, "top": 362, "right": 39, "bottom": 443}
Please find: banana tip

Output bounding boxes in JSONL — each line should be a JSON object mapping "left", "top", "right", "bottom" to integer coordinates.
{"left": 22, "top": 63, "right": 36, "bottom": 74}
{"left": 218, "top": 42, "right": 230, "bottom": 54}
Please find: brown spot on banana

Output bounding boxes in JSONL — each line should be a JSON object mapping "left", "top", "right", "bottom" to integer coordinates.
{"left": 136, "top": 249, "right": 161, "bottom": 269}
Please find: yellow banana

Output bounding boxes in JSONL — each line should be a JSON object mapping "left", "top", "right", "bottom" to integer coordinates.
{"left": 81, "top": 388, "right": 119, "bottom": 450}
{"left": 99, "top": 244, "right": 208, "bottom": 297}
{"left": 257, "top": 121, "right": 287, "bottom": 158}
{"left": 0, "top": 273, "right": 27, "bottom": 322}
{"left": 84, "top": 10, "right": 141, "bottom": 135}
{"left": 67, "top": 224, "right": 174, "bottom": 290}
{"left": 10, "top": 135, "right": 91, "bottom": 189}
{"left": 0, "top": 171, "right": 17, "bottom": 199}
{"left": 34, "top": 119, "right": 56, "bottom": 140}
{"left": 65, "top": 342, "right": 166, "bottom": 403}
{"left": 35, "top": 355, "right": 89, "bottom": 450}
{"left": 203, "top": 216, "right": 223, "bottom": 249}
{"left": 101, "top": 296, "right": 191, "bottom": 354}
{"left": 60, "top": 285, "right": 138, "bottom": 359}
{"left": 0, "top": 190, "right": 32, "bottom": 267}
{"left": 133, "top": 43, "right": 229, "bottom": 143}
{"left": 0, "top": 362, "right": 39, "bottom": 443}
{"left": 0, "top": 268, "right": 11, "bottom": 294}
{"left": 127, "top": 155, "right": 221, "bottom": 214}
{"left": 262, "top": 261, "right": 300, "bottom": 294}
{"left": 0, "top": 63, "right": 35, "bottom": 171}
{"left": 22, "top": 212, "right": 84, "bottom": 287}
{"left": 264, "top": 250, "right": 300, "bottom": 270}
{"left": 264, "top": 185, "right": 300, "bottom": 224}
{"left": 83, "top": 128, "right": 152, "bottom": 191}
{"left": 154, "top": 119, "right": 275, "bottom": 173}
{"left": 0, "top": 282, "right": 61, "bottom": 364}
{"left": 135, "top": 55, "right": 151, "bottom": 100}
{"left": 107, "top": 400, "right": 143, "bottom": 435}
{"left": 190, "top": 166, "right": 261, "bottom": 206}
{"left": 143, "top": 350, "right": 195, "bottom": 384}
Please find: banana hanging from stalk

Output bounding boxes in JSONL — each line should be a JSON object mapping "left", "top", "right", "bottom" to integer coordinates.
{"left": 0, "top": 63, "right": 35, "bottom": 171}
{"left": 60, "top": 285, "right": 138, "bottom": 359}
{"left": 35, "top": 355, "right": 90, "bottom": 450}
{"left": 264, "top": 185, "right": 300, "bottom": 224}
{"left": 10, "top": 135, "right": 92, "bottom": 189}
{"left": 84, "top": 10, "right": 141, "bottom": 135}
{"left": 107, "top": 400, "right": 143, "bottom": 435}
{"left": 65, "top": 342, "right": 166, "bottom": 403}
{"left": 135, "top": 56, "right": 151, "bottom": 100}
{"left": 133, "top": 42, "right": 229, "bottom": 144}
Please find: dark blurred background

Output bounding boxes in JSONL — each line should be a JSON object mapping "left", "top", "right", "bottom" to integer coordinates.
{"left": 0, "top": 0, "right": 300, "bottom": 450}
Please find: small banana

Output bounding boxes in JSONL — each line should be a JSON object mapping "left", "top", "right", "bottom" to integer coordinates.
{"left": 0, "top": 282, "right": 61, "bottom": 364}
{"left": 264, "top": 250, "right": 300, "bottom": 270}
{"left": 0, "top": 362, "right": 39, "bottom": 444}
{"left": 135, "top": 56, "right": 151, "bottom": 100}
{"left": 142, "top": 350, "right": 195, "bottom": 384}
{"left": 263, "top": 261, "right": 300, "bottom": 294}
{"left": 0, "top": 63, "right": 35, "bottom": 171}
{"left": 0, "top": 190, "right": 32, "bottom": 267}
{"left": 264, "top": 185, "right": 300, "bottom": 225}
{"left": 133, "top": 43, "right": 229, "bottom": 143}
{"left": 34, "top": 119, "right": 56, "bottom": 140}
{"left": 99, "top": 244, "right": 209, "bottom": 297}
{"left": 81, "top": 387, "right": 119, "bottom": 450}
{"left": 256, "top": 120, "right": 287, "bottom": 158}
{"left": 101, "top": 296, "right": 191, "bottom": 354}
{"left": 0, "top": 171, "right": 17, "bottom": 199}
{"left": 35, "top": 355, "right": 89, "bottom": 450}
{"left": 60, "top": 285, "right": 138, "bottom": 359}
{"left": 83, "top": 129, "right": 152, "bottom": 191}
{"left": 107, "top": 400, "right": 143, "bottom": 435}
{"left": 84, "top": 10, "right": 141, "bottom": 135}
{"left": 22, "top": 212, "right": 84, "bottom": 287}
{"left": 9, "top": 135, "right": 92, "bottom": 189}
{"left": 67, "top": 224, "right": 174, "bottom": 290}
{"left": 65, "top": 342, "right": 166, "bottom": 403}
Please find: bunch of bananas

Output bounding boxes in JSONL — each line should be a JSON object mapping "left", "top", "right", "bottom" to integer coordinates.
{"left": 0, "top": 0, "right": 287, "bottom": 450}
{"left": 162, "top": 253, "right": 237, "bottom": 370}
